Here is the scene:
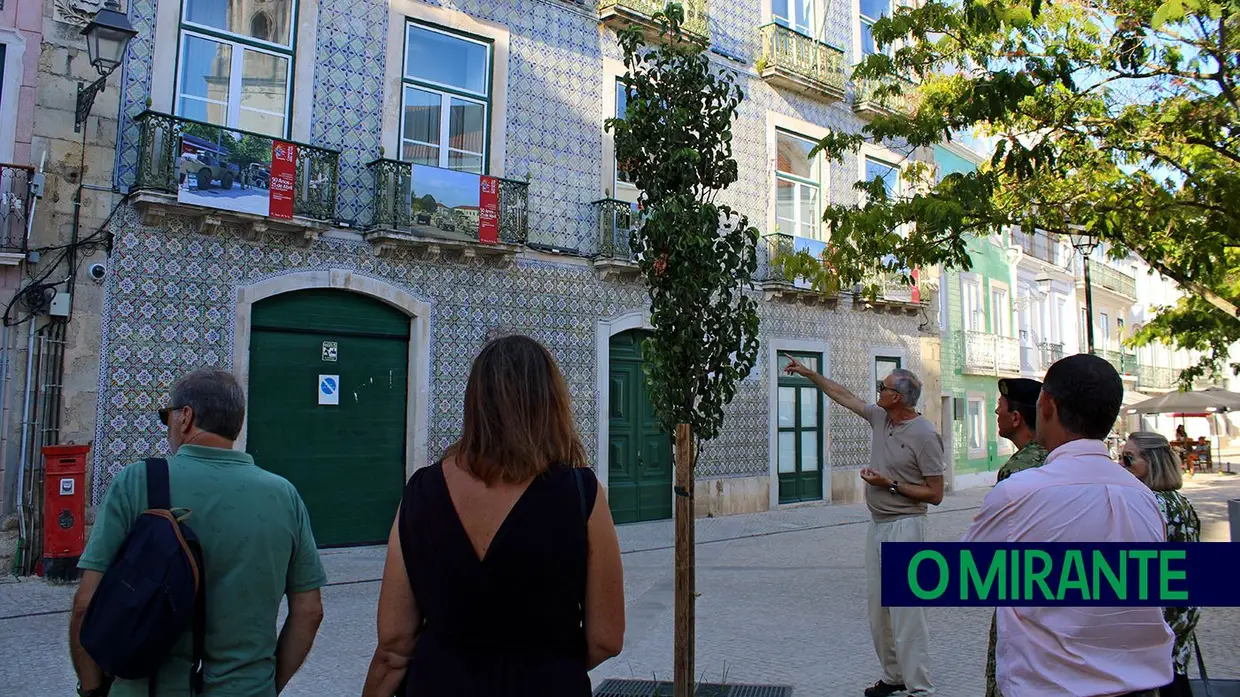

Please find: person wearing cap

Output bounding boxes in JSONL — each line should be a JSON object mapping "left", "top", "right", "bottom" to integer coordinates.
{"left": 983, "top": 377, "right": 1050, "bottom": 697}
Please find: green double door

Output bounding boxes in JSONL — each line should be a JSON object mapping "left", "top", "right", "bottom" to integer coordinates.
{"left": 776, "top": 352, "right": 824, "bottom": 504}
{"left": 247, "top": 289, "right": 410, "bottom": 547}
{"left": 607, "top": 330, "right": 673, "bottom": 524}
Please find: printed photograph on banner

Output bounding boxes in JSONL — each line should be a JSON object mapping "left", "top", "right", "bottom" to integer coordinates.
{"left": 177, "top": 125, "right": 276, "bottom": 217}
{"left": 408, "top": 164, "right": 499, "bottom": 244}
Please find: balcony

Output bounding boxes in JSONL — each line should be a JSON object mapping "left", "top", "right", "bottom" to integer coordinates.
{"left": 1040, "top": 341, "right": 1064, "bottom": 367}
{"left": 1085, "top": 262, "right": 1137, "bottom": 300}
{"left": 0, "top": 163, "right": 33, "bottom": 260}
{"left": 1095, "top": 349, "right": 1140, "bottom": 378}
{"left": 757, "top": 24, "right": 846, "bottom": 102}
{"left": 1011, "top": 228, "right": 1068, "bottom": 267}
{"left": 598, "top": 0, "right": 709, "bottom": 43}
{"left": 1138, "top": 365, "right": 1183, "bottom": 392}
{"left": 593, "top": 198, "right": 642, "bottom": 280}
{"left": 758, "top": 233, "right": 839, "bottom": 307}
{"left": 962, "top": 331, "right": 1022, "bottom": 377}
{"left": 853, "top": 76, "right": 916, "bottom": 119}
{"left": 131, "top": 111, "right": 339, "bottom": 244}
{"left": 365, "top": 159, "right": 528, "bottom": 264}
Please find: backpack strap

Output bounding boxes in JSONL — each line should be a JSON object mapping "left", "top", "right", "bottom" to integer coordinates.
{"left": 145, "top": 458, "right": 171, "bottom": 511}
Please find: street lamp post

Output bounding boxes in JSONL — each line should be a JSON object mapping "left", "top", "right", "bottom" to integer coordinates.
{"left": 74, "top": 1, "right": 138, "bottom": 132}
{"left": 1068, "top": 226, "right": 1101, "bottom": 355}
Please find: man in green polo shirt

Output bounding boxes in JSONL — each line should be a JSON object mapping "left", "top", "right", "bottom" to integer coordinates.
{"left": 985, "top": 377, "right": 1050, "bottom": 697}
{"left": 70, "top": 368, "right": 327, "bottom": 697}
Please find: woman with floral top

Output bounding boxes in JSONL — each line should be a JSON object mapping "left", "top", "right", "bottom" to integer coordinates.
{"left": 1120, "top": 431, "right": 1202, "bottom": 697}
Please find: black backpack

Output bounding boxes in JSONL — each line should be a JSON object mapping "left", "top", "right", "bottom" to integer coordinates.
{"left": 80, "top": 458, "right": 207, "bottom": 695}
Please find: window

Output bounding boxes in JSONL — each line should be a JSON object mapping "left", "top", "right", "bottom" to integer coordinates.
{"left": 967, "top": 397, "right": 985, "bottom": 453}
{"left": 864, "top": 156, "right": 899, "bottom": 199}
{"left": 176, "top": 0, "right": 295, "bottom": 138}
{"left": 773, "top": 0, "right": 814, "bottom": 35}
{"left": 859, "top": 0, "right": 890, "bottom": 57}
{"left": 990, "top": 285, "right": 1010, "bottom": 336}
{"left": 1100, "top": 312, "right": 1111, "bottom": 348}
{"left": 939, "top": 268, "right": 949, "bottom": 330}
{"left": 777, "top": 352, "right": 825, "bottom": 504}
{"left": 614, "top": 79, "right": 633, "bottom": 191}
{"left": 874, "top": 355, "right": 901, "bottom": 399}
{"left": 962, "top": 277, "right": 983, "bottom": 332}
{"left": 776, "top": 131, "right": 822, "bottom": 240}
{"left": 401, "top": 22, "right": 492, "bottom": 174}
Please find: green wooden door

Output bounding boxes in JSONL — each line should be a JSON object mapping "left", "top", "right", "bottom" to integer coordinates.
{"left": 776, "top": 352, "right": 824, "bottom": 504}
{"left": 246, "top": 289, "right": 410, "bottom": 547}
{"left": 607, "top": 330, "right": 672, "bottom": 524}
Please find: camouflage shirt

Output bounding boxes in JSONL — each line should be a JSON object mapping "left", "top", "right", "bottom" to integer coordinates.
{"left": 986, "top": 440, "right": 1050, "bottom": 697}
{"left": 995, "top": 441, "right": 1050, "bottom": 483}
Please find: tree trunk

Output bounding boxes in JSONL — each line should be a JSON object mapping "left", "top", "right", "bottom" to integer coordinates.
{"left": 673, "top": 422, "right": 695, "bottom": 697}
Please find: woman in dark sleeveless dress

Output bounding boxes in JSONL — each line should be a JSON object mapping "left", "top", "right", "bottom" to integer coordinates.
{"left": 361, "top": 334, "right": 626, "bottom": 697}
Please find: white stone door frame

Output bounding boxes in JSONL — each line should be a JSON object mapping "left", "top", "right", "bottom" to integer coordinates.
{"left": 595, "top": 308, "right": 652, "bottom": 496}
{"left": 767, "top": 338, "right": 833, "bottom": 509}
{"left": 231, "top": 269, "right": 433, "bottom": 478}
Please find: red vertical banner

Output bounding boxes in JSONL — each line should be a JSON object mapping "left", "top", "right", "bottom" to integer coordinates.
{"left": 478, "top": 175, "right": 499, "bottom": 244}
{"left": 269, "top": 142, "right": 298, "bottom": 220}
{"left": 911, "top": 268, "right": 921, "bottom": 303}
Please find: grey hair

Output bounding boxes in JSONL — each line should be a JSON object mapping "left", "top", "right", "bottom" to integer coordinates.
{"left": 1127, "top": 431, "right": 1183, "bottom": 492}
{"left": 889, "top": 368, "right": 922, "bottom": 407}
{"left": 171, "top": 368, "right": 246, "bottom": 440}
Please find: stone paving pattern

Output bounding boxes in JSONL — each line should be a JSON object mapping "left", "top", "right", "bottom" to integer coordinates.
{"left": 2, "top": 474, "right": 1237, "bottom": 696}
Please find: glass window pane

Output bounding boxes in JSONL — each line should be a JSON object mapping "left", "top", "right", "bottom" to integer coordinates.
{"left": 185, "top": 0, "right": 294, "bottom": 46}
{"left": 178, "top": 35, "right": 232, "bottom": 126}
{"left": 778, "top": 387, "right": 796, "bottom": 427}
{"left": 448, "top": 97, "right": 485, "bottom": 155}
{"left": 447, "top": 151, "right": 484, "bottom": 174}
{"left": 800, "top": 431, "right": 819, "bottom": 473}
{"left": 799, "top": 185, "right": 818, "bottom": 238}
{"left": 776, "top": 132, "right": 816, "bottom": 179}
{"left": 239, "top": 49, "right": 289, "bottom": 137}
{"left": 773, "top": 0, "right": 790, "bottom": 23}
{"left": 776, "top": 179, "right": 796, "bottom": 232}
{"left": 795, "top": 0, "right": 813, "bottom": 31}
{"left": 860, "top": 22, "right": 877, "bottom": 56}
{"left": 405, "top": 24, "right": 490, "bottom": 96}
{"left": 403, "top": 87, "right": 441, "bottom": 163}
{"left": 860, "top": 0, "right": 890, "bottom": 20}
{"left": 402, "top": 142, "right": 438, "bottom": 167}
{"left": 778, "top": 432, "right": 796, "bottom": 473}
{"left": 866, "top": 157, "right": 898, "bottom": 196}
{"left": 799, "top": 389, "right": 817, "bottom": 428}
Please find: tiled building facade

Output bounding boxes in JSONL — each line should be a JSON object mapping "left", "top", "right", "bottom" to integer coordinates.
{"left": 64, "top": 0, "right": 934, "bottom": 544}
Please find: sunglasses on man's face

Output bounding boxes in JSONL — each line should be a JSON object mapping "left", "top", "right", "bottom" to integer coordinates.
{"left": 158, "top": 406, "right": 185, "bottom": 426}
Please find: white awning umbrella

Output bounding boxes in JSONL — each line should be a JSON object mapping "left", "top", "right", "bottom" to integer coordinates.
{"left": 1126, "top": 387, "right": 1240, "bottom": 415}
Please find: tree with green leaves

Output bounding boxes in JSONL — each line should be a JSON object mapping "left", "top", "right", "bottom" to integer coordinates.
{"left": 606, "top": 4, "right": 761, "bottom": 695}
{"left": 784, "top": 0, "right": 1239, "bottom": 383}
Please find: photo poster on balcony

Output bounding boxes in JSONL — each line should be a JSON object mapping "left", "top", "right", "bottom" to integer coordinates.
{"left": 176, "top": 128, "right": 297, "bottom": 220}
{"left": 791, "top": 236, "right": 828, "bottom": 290}
{"left": 408, "top": 164, "right": 499, "bottom": 245}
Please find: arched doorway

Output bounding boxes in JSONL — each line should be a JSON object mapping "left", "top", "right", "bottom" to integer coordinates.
{"left": 246, "top": 288, "right": 410, "bottom": 546}
{"left": 607, "top": 329, "right": 672, "bottom": 524}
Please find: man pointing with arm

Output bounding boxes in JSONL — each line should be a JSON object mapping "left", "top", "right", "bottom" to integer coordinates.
{"left": 784, "top": 356, "right": 945, "bottom": 697}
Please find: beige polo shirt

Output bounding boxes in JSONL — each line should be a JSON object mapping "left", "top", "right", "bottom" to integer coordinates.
{"left": 863, "top": 404, "right": 946, "bottom": 521}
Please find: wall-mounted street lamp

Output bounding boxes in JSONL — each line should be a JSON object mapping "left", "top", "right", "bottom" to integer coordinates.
{"left": 1067, "top": 226, "right": 1102, "bottom": 354}
{"left": 74, "top": 1, "right": 138, "bottom": 132}
{"left": 1013, "top": 271, "right": 1054, "bottom": 310}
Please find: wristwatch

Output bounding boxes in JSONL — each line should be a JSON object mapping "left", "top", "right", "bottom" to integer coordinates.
{"left": 889, "top": 481, "right": 900, "bottom": 495}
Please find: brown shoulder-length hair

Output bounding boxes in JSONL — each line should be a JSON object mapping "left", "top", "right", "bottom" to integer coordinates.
{"left": 446, "top": 334, "right": 588, "bottom": 484}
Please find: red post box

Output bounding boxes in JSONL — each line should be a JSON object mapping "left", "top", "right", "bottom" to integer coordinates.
{"left": 42, "top": 443, "right": 91, "bottom": 583}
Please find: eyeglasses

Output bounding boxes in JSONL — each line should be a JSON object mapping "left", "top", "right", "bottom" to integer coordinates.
{"left": 878, "top": 385, "right": 897, "bottom": 395}
{"left": 158, "top": 405, "right": 186, "bottom": 426}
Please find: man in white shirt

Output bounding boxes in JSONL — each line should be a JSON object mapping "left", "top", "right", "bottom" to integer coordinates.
{"left": 962, "top": 353, "right": 1173, "bottom": 697}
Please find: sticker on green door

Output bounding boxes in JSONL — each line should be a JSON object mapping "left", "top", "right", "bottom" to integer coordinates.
{"left": 322, "top": 341, "right": 338, "bottom": 362}
{"left": 318, "top": 375, "right": 340, "bottom": 405}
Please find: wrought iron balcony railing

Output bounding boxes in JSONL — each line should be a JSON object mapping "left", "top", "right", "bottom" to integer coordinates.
{"left": 0, "top": 164, "right": 33, "bottom": 253}
{"left": 598, "top": 0, "right": 709, "bottom": 40}
{"left": 1094, "top": 349, "right": 1140, "bottom": 376}
{"left": 853, "top": 76, "right": 916, "bottom": 117}
{"left": 761, "top": 232, "right": 796, "bottom": 283}
{"left": 757, "top": 23, "right": 846, "bottom": 101}
{"left": 962, "top": 331, "right": 1021, "bottom": 376}
{"left": 1138, "top": 365, "right": 1182, "bottom": 392}
{"left": 133, "top": 111, "right": 339, "bottom": 221}
{"left": 1086, "top": 262, "right": 1137, "bottom": 299}
{"left": 1011, "top": 228, "right": 1069, "bottom": 266}
{"left": 1040, "top": 341, "right": 1064, "bottom": 367}
{"left": 367, "top": 159, "right": 529, "bottom": 246}
{"left": 594, "top": 198, "right": 639, "bottom": 261}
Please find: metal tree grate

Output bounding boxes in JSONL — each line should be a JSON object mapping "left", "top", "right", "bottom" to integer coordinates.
{"left": 594, "top": 679, "right": 793, "bottom": 697}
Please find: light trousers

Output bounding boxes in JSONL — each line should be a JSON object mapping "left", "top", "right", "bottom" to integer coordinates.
{"left": 867, "top": 516, "right": 934, "bottom": 696}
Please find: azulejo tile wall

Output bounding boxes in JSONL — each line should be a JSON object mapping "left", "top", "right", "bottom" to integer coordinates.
{"left": 91, "top": 209, "right": 921, "bottom": 502}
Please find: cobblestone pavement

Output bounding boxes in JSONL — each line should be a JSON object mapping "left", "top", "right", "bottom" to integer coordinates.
{"left": 2, "top": 474, "right": 1237, "bottom": 696}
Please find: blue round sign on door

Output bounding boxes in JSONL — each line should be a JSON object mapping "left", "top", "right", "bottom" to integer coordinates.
{"left": 320, "top": 377, "right": 337, "bottom": 394}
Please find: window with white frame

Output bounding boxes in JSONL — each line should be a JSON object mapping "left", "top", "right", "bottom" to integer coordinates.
{"left": 859, "top": 0, "right": 891, "bottom": 57}
{"left": 401, "top": 22, "right": 492, "bottom": 174}
{"left": 1100, "top": 312, "right": 1111, "bottom": 348}
{"left": 773, "top": 0, "right": 814, "bottom": 35}
{"left": 962, "top": 277, "right": 983, "bottom": 332}
{"left": 967, "top": 397, "right": 985, "bottom": 453}
{"left": 776, "top": 130, "right": 822, "bottom": 240}
{"left": 614, "top": 78, "right": 632, "bottom": 190}
{"left": 176, "top": 0, "right": 295, "bottom": 138}
{"left": 990, "top": 285, "right": 1010, "bottom": 336}
{"left": 864, "top": 155, "right": 899, "bottom": 199}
